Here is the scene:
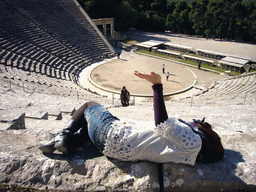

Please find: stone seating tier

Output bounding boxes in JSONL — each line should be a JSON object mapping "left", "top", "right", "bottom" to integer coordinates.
{"left": 1, "top": 58, "right": 256, "bottom": 191}
{"left": 1, "top": 0, "right": 255, "bottom": 190}
{"left": 0, "top": 81, "right": 255, "bottom": 191}
{"left": 0, "top": 0, "right": 115, "bottom": 82}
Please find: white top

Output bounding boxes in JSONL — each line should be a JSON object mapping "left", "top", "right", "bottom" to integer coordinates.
{"left": 103, "top": 117, "right": 202, "bottom": 166}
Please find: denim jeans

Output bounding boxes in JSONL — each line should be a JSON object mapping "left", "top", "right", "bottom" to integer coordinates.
{"left": 84, "top": 105, "right": 118, "bottom": 152}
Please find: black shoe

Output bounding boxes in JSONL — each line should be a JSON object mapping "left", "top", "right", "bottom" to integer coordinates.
{"left": 54, "top": 129, "right": 71, "bottom": 155}
{"left": 40, "top": 119, "right": 84, "bottom": 155}
{"left": 39, "top": 133, "right": 56, "bottom": 154}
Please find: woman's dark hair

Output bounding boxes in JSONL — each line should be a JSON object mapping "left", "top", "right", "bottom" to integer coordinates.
{"left": 196, "top": 121, "right": 224, "bottom": 163}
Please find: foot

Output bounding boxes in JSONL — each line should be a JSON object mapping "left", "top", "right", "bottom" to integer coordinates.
{"left": 39, "top": 134, "right": 56, "bottom": 154}
{"left": 54, "top": 129, "right": 71, "bottom": 155}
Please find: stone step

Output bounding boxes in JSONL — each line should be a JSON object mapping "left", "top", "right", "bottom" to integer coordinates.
{"left": 0, "top": 110, "right": 25, "bottom": 130}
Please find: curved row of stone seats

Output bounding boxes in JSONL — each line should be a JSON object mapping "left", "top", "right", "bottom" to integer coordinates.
{"left": 0, "top": 89, "right": 256, "bottom": 191}
{"left": 206, "top": 73, "right": 256, "bottom": 97}
{"left": 0, "top": 44, "right": 88, "bottom": 82}
{"left": 0, "top": 32, "right": 82, "bottom": 81}
{"left": 178, "top": 73, "right": 256, "bottom": 107}
{"left": 50, "top": 0, "right": 112, "bottom": 54}
{"left": 1, "top": 0, "right": 114, "bottom": 59}
{"left": 0, "top": 27, "right": 87, "bottom": 81}
{"left": 0, "top": 71, "right": 112, "bottom": 129}
{"left": 0, "top": 64, "right": 110, "bottom": 102}
{"left": 0, "top": 8, "right": 86, "bottom": 69}
{"left": 0, "top": 0, "right": 115, "bottom": 83}
{"left": 172, "top": 92, "right": 256, "bottom": 109}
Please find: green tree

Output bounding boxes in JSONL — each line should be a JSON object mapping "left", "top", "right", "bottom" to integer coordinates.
{"left": 204, "top": 0, "right": 224, "bottom": 39}
{"left": 78, "top": 0, "right": 256, "bottom": 43}
{"left": 242, "top": 0, "right": 256, "bottom": 42}
{"left": 151, "top": 0, "right": 167, "bottom": 17}
{"left": 168, "top": 0, "right": 190, "bottom": 33}
{"left": 166, "top": 0, "right": 176, "bottom": 14}
{"left": 79, "top": 0, "right": 114, "bottom": 19}
{"left": 189, "top": 0, "right": 208, "bottom": 36}
{"left": 113, "top": 1, "right": 138, "bottom": 31}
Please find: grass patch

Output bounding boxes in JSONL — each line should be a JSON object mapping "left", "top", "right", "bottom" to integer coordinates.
{"left": 119, "top": 38, "right": 136, "bottom": 44}
{"left": 138, "top": 50, "right": 243, "bottom": 76}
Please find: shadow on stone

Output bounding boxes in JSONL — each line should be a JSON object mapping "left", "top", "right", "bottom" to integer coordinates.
{"left": 43, "top": 143, "right": 103, "bottom": 161}
{"left": 163, "top": 149, "right": 256, "bottom": 191}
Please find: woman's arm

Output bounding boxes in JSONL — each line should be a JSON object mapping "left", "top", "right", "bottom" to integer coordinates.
{"left": 134, "top": 71, "right": 162, "bottom": 85}
{"left": 134, "top": 71, "right": 168, "bottom": 126}
{"left": 152, "top": 84, "right": 168, "bottom": 126}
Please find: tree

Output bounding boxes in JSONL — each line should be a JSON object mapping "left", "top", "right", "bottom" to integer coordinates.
{"left": 151, "top": 0, "right": 167, "bottom": 17}
{"left": 242, "top": 0, "right": 256, "bottom": 42}
{"left": 79, "top": 0, "right": 114, "bottom": 19}
{"left": 166, "top": 0, "right": 191, "bottom": 33}
{"left": 78, "top": 0, "right": 256, "bottom": 43}
{"left": 189, "top": 0, "right": 208, "bottom": 36}
{"left": 113, "top": 1, "right": 138, "bottom": 31}
{"left": 204, "top": 0, "right": 224, "bottom": 39}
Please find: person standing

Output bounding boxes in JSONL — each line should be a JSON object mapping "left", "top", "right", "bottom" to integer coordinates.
{"left": 120, "top": 86, "right": 129, "bottom": 107}
{"left": 162, "top": 64, "right": 165, "bottom": 74}
{"left": 126, "top": 89, "right": 130, "bottom": 106}
{"left": 117, "top": 52, "right": 121, "bottom": 59}
{"left": 198, "top": 61, "right": 201, "bottom": 69}
{"left": 166, "top": 72, "right": 170, "bottom": 81}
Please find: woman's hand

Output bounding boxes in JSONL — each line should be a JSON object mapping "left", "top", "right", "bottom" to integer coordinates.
{"left": 134, "top": 71, "right": 162, "bottom": 85}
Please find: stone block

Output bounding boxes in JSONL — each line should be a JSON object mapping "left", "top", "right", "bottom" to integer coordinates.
{"left": 0, "top": 152, "right": 160, "bottom": 191}
{"left": 0, "top": 110, "right": 25, "bottom": 130}
{"left": 26, "top": 111, "right": 48, "bottom": 120}
{"left": 163, "top": 149, "right": 256, "bottom": 192}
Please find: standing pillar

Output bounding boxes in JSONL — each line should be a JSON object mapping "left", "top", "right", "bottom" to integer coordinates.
{"left": 111, "top": 21, "right": 114, "bottom": 38}
{"left": 103, "top": 22, "right": 107, "bottom": 37}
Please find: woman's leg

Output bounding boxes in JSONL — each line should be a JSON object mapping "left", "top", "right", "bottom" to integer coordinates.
{"left": 72, "top": 101, "right": 100, "bottom": 121}
{"left": 54, "top": 101, "right": 100, "bottom": 154}
{"left": 39, "top": 101, "right": 100, "bottom": 154}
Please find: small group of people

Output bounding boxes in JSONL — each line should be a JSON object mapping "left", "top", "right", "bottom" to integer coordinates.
{"left": 39, "top": 70, "right": 224, "bottom": 166}
{"left": 162, "top": 64, "right": 170, "bottom": 80}
{"left": 120, "top": 86, "right": 130, "bottom": 107}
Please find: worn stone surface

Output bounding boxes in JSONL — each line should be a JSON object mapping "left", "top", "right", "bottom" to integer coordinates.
{"left": 0, "top": 156, "right": 159, "bottom": 191}
{"left": 1, "top": 55, "right": 256, "bottom": 191}
{"left": 1, "top": 98, "right": 256, "bottom": 191}
{"left": 0, "top": 104, "right": 160, "bottom": 191}
{"left": 109, "top": 103, "right": 256, "bottom": 192}
{"left": 0, "top": 140, "right": 159, "bottom": 191}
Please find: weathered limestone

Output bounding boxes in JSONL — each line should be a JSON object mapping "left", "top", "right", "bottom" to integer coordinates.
{"left": 0, "top": 147, "right": 159, "bottom": 191}
{"left": 163, "top": 152, "right": 256, "bottom": 191}
{"left": 0, "top": 110, "right": 25, "bottom": 130}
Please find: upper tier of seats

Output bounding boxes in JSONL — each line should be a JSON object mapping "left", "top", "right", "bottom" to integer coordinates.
{"left": 178, "top": 72, "right": 256, "bottom": 107}
{"left": 0, "top": 0, "right": 115, "bottom": 81}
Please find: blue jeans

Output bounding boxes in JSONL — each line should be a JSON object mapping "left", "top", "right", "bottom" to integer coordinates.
{"left": 84, "top": 105, "right": 118, "bottom": 152}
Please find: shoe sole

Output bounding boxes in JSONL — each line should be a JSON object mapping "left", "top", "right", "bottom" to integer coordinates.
{"left": 39, "top": 145, "right": 55, "bottom": 154}
{"left": 55, "top": 143, "right": 69, "bottom": 155}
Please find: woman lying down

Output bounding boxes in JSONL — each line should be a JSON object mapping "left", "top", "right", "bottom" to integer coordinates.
{"left": 39, "top": 71, "right": 224, "bottom": 166}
